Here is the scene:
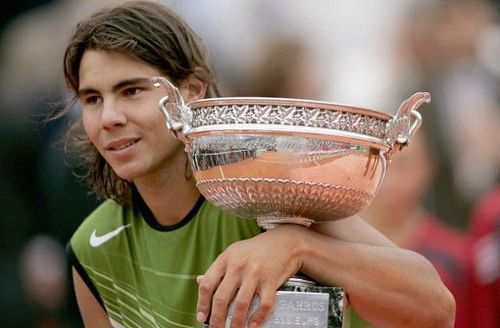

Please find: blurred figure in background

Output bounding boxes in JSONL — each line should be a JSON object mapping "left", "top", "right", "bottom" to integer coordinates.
{"left": 395, "top": 0, "right": 500, "bottom": 228}
{"left": 175, "top": 0, "right": 420, "bottom": 109}
{"left": 391, "top": 4, "right": 500, "bottom": 325}
{"left": 467, "top": 185, "right": 500, "bottom": 327}
{"left": 233, "top": 37, "right": 323, "bottom": 99}
{"left": 360, "top": 132, "right": 472, "bottom": 328}
{"left": 0, "top": 1, "right": 58, "bottom": 326}
{"left": 0, "top": 0, "right": 124, "bottom": 326}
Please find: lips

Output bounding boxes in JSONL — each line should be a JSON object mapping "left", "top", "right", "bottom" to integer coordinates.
{"left": 105, "top": 138, "right": 140, "bottom": 151}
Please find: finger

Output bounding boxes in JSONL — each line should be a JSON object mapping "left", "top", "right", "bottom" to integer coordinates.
{"left": 248, "top": 287, "right": 276, "bottom": 328}
{"left": 209, "top": 276, "right": 240, "bottom": 328}
{"left": 229, "top": 279, "right": 258, "bottom": 328}
{"left": 197, "top": 263, "right": 225, "bottom": 323}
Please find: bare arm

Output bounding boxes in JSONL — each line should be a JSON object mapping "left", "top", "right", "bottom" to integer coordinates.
{"left": 72, "top": 267, "right": 112, "bottom": 328}
{"left": 197, "top": 216, "right": 455, "bottom": 328}
{"left": 307, "top": 217, "right": 455, "bottom": 327}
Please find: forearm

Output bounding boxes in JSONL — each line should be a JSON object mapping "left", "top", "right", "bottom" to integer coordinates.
{"left": 285, "top": 219, "right": 455, "bottom": 328}
{"left": 298, "top": 228, "right": 455, "bottom": 327}
{"left": 197, "top": 218, "right": 455, "bottom": 328}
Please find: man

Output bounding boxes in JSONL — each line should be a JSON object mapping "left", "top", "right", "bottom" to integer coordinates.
{"left": 61, "top": 1, "right": 455, "bottom": 327}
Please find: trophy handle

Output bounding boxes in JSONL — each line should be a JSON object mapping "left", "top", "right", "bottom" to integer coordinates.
{"left": 151, "top": 76, "right": 192, "bottom": 143}
{"left": 385, "top": 92, "right": 431, "bottom": 158}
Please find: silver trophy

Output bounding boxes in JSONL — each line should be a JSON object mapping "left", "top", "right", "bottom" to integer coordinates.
{"left": 152, "top": 76, "right": 430, "bottom": 328}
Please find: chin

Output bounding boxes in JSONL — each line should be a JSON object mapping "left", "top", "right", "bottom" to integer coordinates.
{"left": 111, "top": 166, "right": 142, "bottom": 181}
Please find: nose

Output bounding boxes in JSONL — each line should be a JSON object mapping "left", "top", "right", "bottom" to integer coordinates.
{"left": 100, "top": 97, "right": 127, "bottom": 129}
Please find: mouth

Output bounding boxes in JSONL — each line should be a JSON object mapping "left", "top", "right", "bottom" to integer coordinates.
{"left": 106, "top": 138, "right": 140, "bottom": 151}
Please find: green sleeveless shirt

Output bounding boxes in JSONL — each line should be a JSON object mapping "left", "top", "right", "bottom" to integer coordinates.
{"left": 69, "top": 195, "right": 262, "bottom": 327}
{"left": 68, "top": 195, "right": 371, "bottom": 328}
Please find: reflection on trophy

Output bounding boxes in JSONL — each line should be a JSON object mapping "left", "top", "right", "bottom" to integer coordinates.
{"left": 152, "top": 76, "right": 431, "bottom": 328}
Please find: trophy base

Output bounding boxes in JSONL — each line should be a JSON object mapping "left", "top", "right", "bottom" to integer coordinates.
{"left": 221, "top": 276, "right": 349, "bottom": 328}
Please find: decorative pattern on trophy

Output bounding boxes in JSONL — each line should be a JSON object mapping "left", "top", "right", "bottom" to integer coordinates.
{"left": 152, "top": 76, "right": 430, "bottom": 328}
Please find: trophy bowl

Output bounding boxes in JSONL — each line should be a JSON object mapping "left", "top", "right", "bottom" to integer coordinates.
{"left": 152, "top": 76, "right": 431, "bottom": 230}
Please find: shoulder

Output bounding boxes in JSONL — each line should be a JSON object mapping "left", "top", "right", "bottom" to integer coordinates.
{"left": 69, "top": 199, "right": 134, "bottom": 255}
{"left": 72, "top": 200, "right": 126, "bottom": 236}
{"left": 67, "top": 199, "right": 136, "bottom": 310}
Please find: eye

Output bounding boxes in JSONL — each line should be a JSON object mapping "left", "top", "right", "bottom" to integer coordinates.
{"left": 82, "top": 95, "right": 102, "bottom": 106}
{"left": 124, "top": 87, "right": 143, "bottom": 97}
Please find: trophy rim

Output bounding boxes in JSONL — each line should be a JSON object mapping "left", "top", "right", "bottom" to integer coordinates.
{"left": 184, "top": 97, "right": 392, "bottom": 150}
{"left": 188, "top": 96, "right": 392, "bottom": 120}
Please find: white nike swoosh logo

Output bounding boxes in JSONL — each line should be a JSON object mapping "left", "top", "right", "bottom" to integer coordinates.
{"left": 89, "top": 224, "right": 132, "bottom": 247}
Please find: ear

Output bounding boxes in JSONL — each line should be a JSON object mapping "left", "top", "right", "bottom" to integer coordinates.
{"left": 179, "top": 70, "right": 208, "bottom": 102}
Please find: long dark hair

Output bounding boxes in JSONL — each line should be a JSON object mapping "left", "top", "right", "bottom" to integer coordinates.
{"left": 61, "top": 0, "right": 221, "bottom": 205}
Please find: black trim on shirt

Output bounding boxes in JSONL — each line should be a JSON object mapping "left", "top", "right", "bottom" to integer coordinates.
{"left": 133, "top": 188, "right": 205, "bottom": 231}
{"left": 65, "top": 242, "right": 106, "bottom": 310}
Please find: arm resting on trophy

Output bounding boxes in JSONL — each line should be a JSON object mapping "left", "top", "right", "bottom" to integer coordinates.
{"left": 306, "top": 216, "right": 456, "bottom": 328}
{"left": 197, "top": 218, "right": 455, "bottom": 328}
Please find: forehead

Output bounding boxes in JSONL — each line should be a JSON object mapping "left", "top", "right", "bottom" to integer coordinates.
{"left": 79, "top": 49, "right": 161, "bottom": 88}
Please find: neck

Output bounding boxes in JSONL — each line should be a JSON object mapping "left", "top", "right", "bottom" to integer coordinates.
{"left": 134, "top": 157, "right": 201, "bottom": 226}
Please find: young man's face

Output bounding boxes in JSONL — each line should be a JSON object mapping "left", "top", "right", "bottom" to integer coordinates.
{"left": 78, "top": 49, "right": 185, "bottom": 181}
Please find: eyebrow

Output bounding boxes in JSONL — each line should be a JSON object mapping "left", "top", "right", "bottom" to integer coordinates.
{"left": 77, "top": 77, "right": 152, "bottom": 97}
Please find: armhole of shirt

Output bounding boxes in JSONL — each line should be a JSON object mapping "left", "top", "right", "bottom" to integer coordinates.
{"left": 66, "top": 242, "right": 106, "bottom": 311}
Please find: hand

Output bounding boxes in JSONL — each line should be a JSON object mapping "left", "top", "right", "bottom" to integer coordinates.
{"left": 196, "top": 224, "right": 306, "bottom": 328}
